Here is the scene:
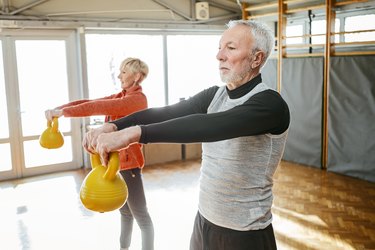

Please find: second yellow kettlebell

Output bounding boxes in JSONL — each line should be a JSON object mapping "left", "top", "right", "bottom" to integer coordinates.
{"left": 39, "top": 117, "right": 64, "bottom": 149}
{"left": 80, "top": 152, "right": 128, "bottom": 213}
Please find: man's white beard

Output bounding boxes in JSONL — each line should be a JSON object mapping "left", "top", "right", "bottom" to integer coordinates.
{"left": 220, "top": 58, "right": 253, "bottom": 84}
{"left": 220, "top": 72, "right": 242, "bottom": 84}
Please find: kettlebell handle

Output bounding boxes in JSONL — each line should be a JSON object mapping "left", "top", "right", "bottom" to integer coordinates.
{"left": 90, "top": 153, "right": 102, "bottom": 169}
{"left": 46, "top": 117, "right": 59, "bottom": 133}
{"left": 90, "top": 152, "right": 120, "bottom": 181}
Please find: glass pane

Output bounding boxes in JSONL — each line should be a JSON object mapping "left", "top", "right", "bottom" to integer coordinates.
{"left": 0, "top": 144, "right": 12, "bottom": 171}
{"left": 15, "top": 40, "right": 71, "bottom": 136}
{"left": 311, "top": 19, "right": 340, "bottom": 44}
{"left": 0, "top": 41, "right": 9, "bottom": 139}
{"left": 24, "top": 137, "right": 72, "bottom": 168}
{"left": 167, "top": 35, "right": 221, "bottom": 105}
{"left": 345, "top": 14, "right": 375, "bottom": 42}
{"left": 286, "top": 25, "right": 303, "bottom": 44}
{"left": 85, "top": 34, "right": 165, "bottom": 123}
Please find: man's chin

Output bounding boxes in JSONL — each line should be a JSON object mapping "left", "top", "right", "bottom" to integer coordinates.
{"left": 220, "top": 76, "right": 231, "bottom": 84}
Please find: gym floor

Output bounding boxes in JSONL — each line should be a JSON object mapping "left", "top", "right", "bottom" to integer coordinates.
{"left": 0, "top": 159, "right": 374, "bottom": 250}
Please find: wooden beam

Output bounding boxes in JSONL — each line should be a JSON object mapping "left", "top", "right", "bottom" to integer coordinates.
{"left": 244, "top": 2, "right": 278, "bottom": 11}
{"left": 246, "top": 12, "right": 278, "bottom": 19}
{"left": 334, "top": 41, "right": 375, "bottom": 46}
{"left": 285, "top": 52, "right": 323, "bottom": 57}
{"left": 283, "top": 43, "right": 325, "bottom": 48}
{"left": 284, "top": 0, "right": 315, "bottom": 4}
{"left": 333, "top": 50, "right": 375, "bottom": 56}
{"left": 286, "top": 4, "right": 325, "bottom": 14}
{"left": 333, "top": 29, "right": 375, "bottom": 35}
{"left": 322, "top": 0, "right": 336, "bottom": 170}
{"left": 334, "top": 0, "right": 368, "bottom": 7}
{"left": 241, "top": 2, "right": 249, "bottom": 20}
{"left": 284, "top": 33, "right": 326, "bottom": 38}
{"left": 277, "top": 0, "right": 287, "bottom": 93}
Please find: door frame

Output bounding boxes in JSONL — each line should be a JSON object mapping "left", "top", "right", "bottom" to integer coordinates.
{"left": 0, "top": 29, "right": 84, "bottom": 181}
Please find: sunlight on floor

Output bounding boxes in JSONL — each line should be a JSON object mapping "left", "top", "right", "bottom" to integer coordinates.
{"left": 144, "top": 164, "right": 200, "bottom": 250}
{"left": 0, "top": 166, "right": 200, "bottom": 250}
{"left": 1, "top": 160, "right": 374, "bottom": 250}
{"left": 273, "top": 209, "right": 356, "bottom": 250}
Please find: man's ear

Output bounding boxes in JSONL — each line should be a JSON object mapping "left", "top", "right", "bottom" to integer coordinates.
{"left": 251, "top": 51, "right": 265, "bottom": 69}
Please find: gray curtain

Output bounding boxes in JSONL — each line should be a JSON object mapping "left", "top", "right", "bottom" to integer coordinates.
{"left": 261, "top": 58, "right": 277, "bottom": 90}
{"left": 328, "top": 56, "right": 375, "bottom": 182}
{"left": 259, "top": 56, "right": 375, "bottom": 183}
{"left": 281, "top": 57, "right": 323, "bottom": 168}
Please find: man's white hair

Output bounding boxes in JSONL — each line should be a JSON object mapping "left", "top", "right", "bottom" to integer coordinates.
{"left": 226, "top": 20, "right": 274, "bottom": 68}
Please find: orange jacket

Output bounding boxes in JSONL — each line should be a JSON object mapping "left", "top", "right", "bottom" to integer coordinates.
{"left": 57, "top": 85, "right": 147, "bottom": 170}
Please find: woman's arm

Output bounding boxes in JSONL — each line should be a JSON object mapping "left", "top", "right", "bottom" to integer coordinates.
{"left": 61, "top": 93, "right": 147, "bottom": 118}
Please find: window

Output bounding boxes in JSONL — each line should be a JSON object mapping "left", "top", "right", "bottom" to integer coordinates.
{"left": 345, "top": 14, "right": 375, "bottom": 42}
{"left": 15, "top": 39, "right": 74, "bottom": 168}
{"left": 85, "top": 33, "right": 222, "bottom": 123}
{"left": 311, "top": 19, "right": 340, "bottom": 44}
{"left": 85, "top": 34, "right": 165, "bottom": 123}
{"left": 286, "top": 24, "right": 303, "bottom": 44}
{"left": 16, "top": 40, "right": 70, "bottom": 136}
{"left": 167, "top": 34, "right": 221, "bottom": 104}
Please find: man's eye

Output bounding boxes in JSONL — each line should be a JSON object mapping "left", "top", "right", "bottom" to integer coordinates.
{"left": 228, "top": 46, "right": 235, "bottom": 50}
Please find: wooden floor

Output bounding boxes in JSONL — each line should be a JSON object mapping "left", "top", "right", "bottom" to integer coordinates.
{"left": 0, "top": 159, "right": 374, "bottom": 250}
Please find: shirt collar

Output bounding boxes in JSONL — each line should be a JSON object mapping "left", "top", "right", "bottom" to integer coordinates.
{"left": 226, "top": 74, "right": 262, "bottom": 99}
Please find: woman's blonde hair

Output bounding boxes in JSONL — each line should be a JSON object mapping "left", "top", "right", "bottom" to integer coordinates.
{"left": 121, "top": 57, "right": 149, "bottom": 79}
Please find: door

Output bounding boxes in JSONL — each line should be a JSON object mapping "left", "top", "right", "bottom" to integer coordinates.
{"left": 0, "top": 29, "right": 83, "bottom": 181}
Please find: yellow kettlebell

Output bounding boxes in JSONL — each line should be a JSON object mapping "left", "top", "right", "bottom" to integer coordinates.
{"left": 39, "top": 117, "right": 64, "bottom": 149}
{"left": 80, "top": 152, "right": 128, "bottom": 213}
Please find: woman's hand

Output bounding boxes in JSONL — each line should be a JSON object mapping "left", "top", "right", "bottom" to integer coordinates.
{"left": 45, "top": 109, "right": 63, "bottom": 121}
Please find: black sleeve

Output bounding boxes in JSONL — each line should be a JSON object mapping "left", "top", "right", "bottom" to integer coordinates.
{"left": 139, "top": 89, "right": 290, "bottom": 144}
{"left": 110, "top": 85, "right": 219, "bottom": 129}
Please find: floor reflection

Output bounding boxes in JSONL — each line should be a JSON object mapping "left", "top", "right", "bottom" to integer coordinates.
{"left": 0, "top": 159, "right": 374, "bottom": 250}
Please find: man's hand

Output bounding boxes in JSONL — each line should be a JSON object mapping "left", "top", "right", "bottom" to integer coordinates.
{"left": 95, "top": 126, "right": 142, "bottom": 166}
{"left": 82, "top": 123, "right": 117, "bottom": 154}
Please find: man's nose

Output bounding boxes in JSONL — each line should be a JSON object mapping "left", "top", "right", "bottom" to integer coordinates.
{"left": 216, "top": 49, "right": 225, "bottom": 61}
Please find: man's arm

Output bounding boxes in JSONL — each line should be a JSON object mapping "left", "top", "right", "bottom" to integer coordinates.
{"left": 83, "top": 88, "right": 290, "bottom": 164}
{"left": 82, "top": 86, "right": 219, "bottom": 163}
{"left": 138, "top": 90, "right": 290, "bottom": 144}
{"left": 110, "top": 86, "right": 219, "bottom": 129}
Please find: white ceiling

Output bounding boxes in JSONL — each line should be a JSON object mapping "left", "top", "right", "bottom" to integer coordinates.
{"left": 2, "top": 0, "right": 374, "bottom": 29}
{"left": 0, "top": 0, "right": 245, "bottom": 26}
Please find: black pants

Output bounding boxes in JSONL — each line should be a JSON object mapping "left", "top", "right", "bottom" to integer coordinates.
{"left": 190, "top": 211, "right": 277, "bottom": 250}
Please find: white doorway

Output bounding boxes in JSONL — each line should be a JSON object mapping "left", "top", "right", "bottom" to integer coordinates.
{"left": 0, "top": 29, "right": 83, "bottom": 181}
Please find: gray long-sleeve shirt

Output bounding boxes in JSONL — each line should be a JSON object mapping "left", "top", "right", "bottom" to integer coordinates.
{"left": 111, "top": 74, "right": 290, "bottom": 230}
{"left": 199, "top": 82, "right": 289, "bottom": 230}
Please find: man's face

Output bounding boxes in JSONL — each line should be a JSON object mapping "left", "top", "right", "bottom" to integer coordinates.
{"left": 217, "top": 25, "right": 255, "bottom": 89}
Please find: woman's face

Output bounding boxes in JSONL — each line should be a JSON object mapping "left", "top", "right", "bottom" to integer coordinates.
{"left": 117, "top": 66, "right": 139, "bottom": 90}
